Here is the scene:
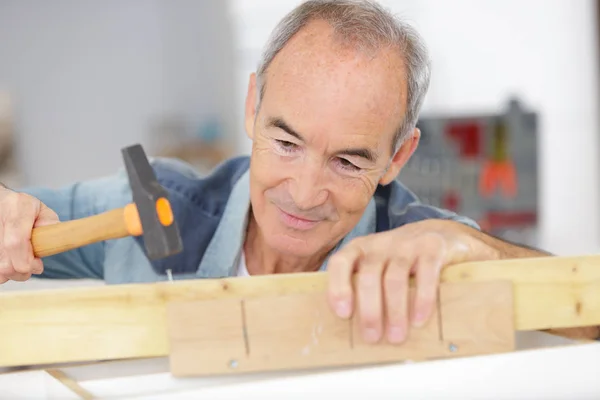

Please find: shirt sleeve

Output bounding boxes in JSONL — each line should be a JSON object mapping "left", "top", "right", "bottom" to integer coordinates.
{"left": 402, "top": 203, "right": 481, "bottom": 230}
{"left": 384, "top": 181, "right": 481, "bottom": 231}
{"left": 17, "top": 169, "right": 133, "bottom": 280}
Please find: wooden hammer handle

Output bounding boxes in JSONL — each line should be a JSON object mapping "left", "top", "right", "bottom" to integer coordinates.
{"left": 31, "top": 204, "right": 141, "bottom": 258}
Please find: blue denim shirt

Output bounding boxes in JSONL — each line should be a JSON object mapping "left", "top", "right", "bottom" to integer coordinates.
{"left": 20, "top": 156, "right": 478, "bottom": 284}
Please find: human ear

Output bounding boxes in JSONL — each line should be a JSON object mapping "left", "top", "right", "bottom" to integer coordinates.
{"left": 379, "top": 127, "right": 420, "bottom": 185}
{"left": 244, "top": 73, "right": 258, "bottom": 140}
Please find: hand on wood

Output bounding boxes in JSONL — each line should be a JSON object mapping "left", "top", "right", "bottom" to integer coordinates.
{"left": 326, "top": 219, "right": 494, "bottom": 344}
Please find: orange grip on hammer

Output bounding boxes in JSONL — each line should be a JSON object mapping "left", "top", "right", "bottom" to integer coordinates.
{"left": 123, "top": 197, "right": 174, "bottom": 236}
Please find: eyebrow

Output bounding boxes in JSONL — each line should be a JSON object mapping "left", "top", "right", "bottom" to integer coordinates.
{"left": 266, "top": 117, "right": 378, "bottom": 163}
{"left": 267, "top": 117, "right": 304, "bottom": 142}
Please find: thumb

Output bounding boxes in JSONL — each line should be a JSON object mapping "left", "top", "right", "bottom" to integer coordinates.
{"left": 33, "top": 203, "right": 60, "bottom": 228}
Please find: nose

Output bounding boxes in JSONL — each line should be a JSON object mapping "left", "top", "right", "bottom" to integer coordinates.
{"left": 289, "top": 160, "right": 328, "bottom": 210}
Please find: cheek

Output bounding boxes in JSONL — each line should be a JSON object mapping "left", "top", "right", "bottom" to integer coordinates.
{"left": 331, "top": 179, "right": 375, "bottom": 216}
{"left": 251, "top": 149, "right": 290, "bottom": 188}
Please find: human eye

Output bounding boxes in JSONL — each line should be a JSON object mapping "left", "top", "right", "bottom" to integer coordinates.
{"left": 274, "top": 139, "right": 298, "bottom": 154}
{"left": 334, "top": 157, "right": 361, "bottom": 172}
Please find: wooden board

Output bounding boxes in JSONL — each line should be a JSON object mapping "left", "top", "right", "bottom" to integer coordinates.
{"left": 166, "top": 281, "right": 514, "bottom": 376}
{"left": 0, "top": 254, "right": 599, "bottom": 368}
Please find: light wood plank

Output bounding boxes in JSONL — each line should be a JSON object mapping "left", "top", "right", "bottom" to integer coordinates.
{"left": 167, "top": 298, "right": 247, "bottom": 376}
{"left": 439, "top": 281, "right": 515, "bottom": 355}
{"left": 0, "top": 254, "right": 599, "bottom": 368}
{"left": 166, "top": 282, "right": 514, "bottom": 376}
{"left": 442, "top": 255, "right": 600, "bottom": 330}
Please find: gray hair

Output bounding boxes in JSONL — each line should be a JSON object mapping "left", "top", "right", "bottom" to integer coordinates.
{"left": 255, "top": 0, "right": 431, "bottom": 153}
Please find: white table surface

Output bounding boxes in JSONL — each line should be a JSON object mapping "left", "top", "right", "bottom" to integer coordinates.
{"left": 1, "top": 331, "right": 598, "bottom": 399}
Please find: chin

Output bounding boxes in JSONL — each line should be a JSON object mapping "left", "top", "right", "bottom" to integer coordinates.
{"left": 263, "top": 226, "right": 322, "bottom": 257}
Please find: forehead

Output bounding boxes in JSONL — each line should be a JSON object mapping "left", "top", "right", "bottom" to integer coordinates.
{"left": 260, "top": 19, "right": 408, "bottom": 151}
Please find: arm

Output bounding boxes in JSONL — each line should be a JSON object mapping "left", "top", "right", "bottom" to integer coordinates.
{"left": 459, "top": 223, "right": 552, "bottom": 259}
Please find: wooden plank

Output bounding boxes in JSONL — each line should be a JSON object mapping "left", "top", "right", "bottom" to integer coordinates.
{"left": 166, "top": 281, "right": 514, "bottom": 376}
{"left": 0, "top": 254, "right": 599, "bottom": 368}
{"left": 0, "top": 272, "right": 326, "bottom": 368}
{"left": 442, "top": 255, "right": 600, "bottom": 330}
{"left": 439, "top": 281, "right": 515, "bottom": 355}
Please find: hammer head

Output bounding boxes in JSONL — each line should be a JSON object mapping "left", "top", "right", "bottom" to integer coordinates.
{"left": 121, "top": 144, "right": 183, "bottom": 260}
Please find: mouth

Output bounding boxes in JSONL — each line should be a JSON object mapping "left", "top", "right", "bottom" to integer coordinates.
{"left": 276, "top": 207, "right": 322, "bottom": 231}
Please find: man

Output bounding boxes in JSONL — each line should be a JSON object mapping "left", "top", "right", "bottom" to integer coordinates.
{"left": 0, "top": 0, "right": 593, "bottom": 343}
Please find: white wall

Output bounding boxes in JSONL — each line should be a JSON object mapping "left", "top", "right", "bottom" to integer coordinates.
{"left": 0, "top": 0, "right": 597, "bottom": 255}
{"left": 0, "top": 0, "right": 236, "bottom": 188}
{"left": 228, "top": 0, "right": 600, "bottom": 255}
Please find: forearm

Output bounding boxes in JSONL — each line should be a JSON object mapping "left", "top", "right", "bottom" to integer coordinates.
{"left": 468, "top": 227, "right": 552, "bottom": 259}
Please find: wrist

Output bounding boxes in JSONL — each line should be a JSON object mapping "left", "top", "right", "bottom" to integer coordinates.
{"left": 443, "top": 219, "right": 548, "bottom": 260}
{"left": 429, "top": 219, "right": 502, "bottom": 261}
{"left": 455, "top": 221, "right": 502, "bottom": 261}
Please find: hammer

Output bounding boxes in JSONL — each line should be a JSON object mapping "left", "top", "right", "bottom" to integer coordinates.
{"left": 30, "top": 144, "right": 183, "bottom": 260}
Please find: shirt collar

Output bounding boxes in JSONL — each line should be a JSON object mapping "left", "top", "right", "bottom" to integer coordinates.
{"left": 196, "top": 170, "right": 376, "bottom": 278}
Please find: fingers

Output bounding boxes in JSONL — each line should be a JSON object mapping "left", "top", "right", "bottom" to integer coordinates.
{"left": 327, "top": 245, "right": 362, "bottom": 319}
{"left": 412, "top": 254, "right": 443, "bottom": 328}
{"left": 5, "top": 218, "right": 36, "bottom": 275}
{"left": 355, "top": 256, "right": 386, "bottom": 343}
{"left": 34, "top": 204, "right": 60, "bottom": 227}
{"left": 383, "top": 258, "right": 411, "bottom": 343}
{"left": 0, "top": 246, "right": 32, "bottom": 281}
{"left": 3, "top": 271, "right": 32, "bottom": 282}
{"left": 4, "top": 195, "right": 40, "bottom": 275}
{"left": 0, "top": 192, "right": 48, "bottom": 282}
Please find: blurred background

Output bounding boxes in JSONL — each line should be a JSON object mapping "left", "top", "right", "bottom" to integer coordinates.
{"left": 0, "top": 0, "right": 598, "bottom": 259}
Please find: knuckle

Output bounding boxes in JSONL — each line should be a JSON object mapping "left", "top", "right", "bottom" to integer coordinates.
{"left": 12, "top": 263, "right": 30, "bottom": 274}
{"left": 9, "top": 272, "right": 31, "bottom": 282}
{"left": 17, "top": 257, "right": 36, "bottom": 275}
{"left": 384, "top": 268, "right": 408, "bottom": 289}
{"left": 327, "top": 252, "right": 345, "bottom": 267}
{"left": 8, "top": 192, "right": 26, "bottom": 208}
{"left": 3, "top": 192, "right": 36, "bottom": 216}
{"left": 348, "top": 236, "right": 366, "bottom": 247}
{"left": 357, "top": 269, "right": 380, "bottom": 288}
{"left": 328, "top": 286, "right": 351, "bottom": 301}
{"left": 3, "top": 234, "right": 21, "bottom": 251}
{"left": 418, "top": 232, "right": 446, "bottom": 250}
{"left": 388, "top": 253, "right": 414, "bottom": 274}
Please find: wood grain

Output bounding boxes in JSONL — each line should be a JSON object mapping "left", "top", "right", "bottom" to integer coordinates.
{"left": 0, "top": 254, "right": 599, "bottom": 368}
{"left": 166, "top": 282, "right": 514, "bottom": 376}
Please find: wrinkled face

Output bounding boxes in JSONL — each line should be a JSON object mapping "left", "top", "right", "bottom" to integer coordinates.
{"left": 244, "top": 20, "right": 419, "bottom": 258}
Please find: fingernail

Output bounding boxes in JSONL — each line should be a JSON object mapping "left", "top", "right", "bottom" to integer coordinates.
{"left": 364, "top": 328, "right": 379, "bottom": 343}
{"left": 335, "top": 300, "right": 351, "bottom": 318}
{"left": 388, "top": 326, "right": 405, "bottom": 343}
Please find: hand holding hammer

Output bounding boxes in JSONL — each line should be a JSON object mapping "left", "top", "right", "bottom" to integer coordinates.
{"left": 0, "top": 144, "right": 183, "bottom": 283}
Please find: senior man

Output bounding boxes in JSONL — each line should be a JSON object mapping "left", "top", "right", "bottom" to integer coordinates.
{"left": 0, "top": 0, "right": 591, "bottom": 343}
